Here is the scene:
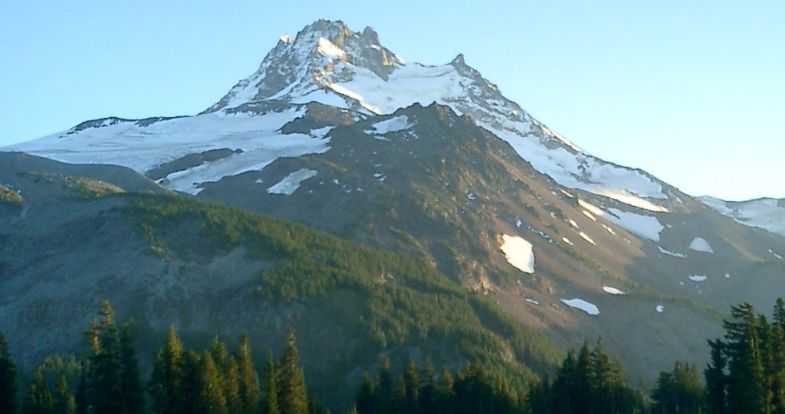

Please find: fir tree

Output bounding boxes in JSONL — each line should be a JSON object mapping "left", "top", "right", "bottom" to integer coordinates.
{"left": 224, "top": 356, "right": 241, "bottom": 414}
{"left": 277, "top": 330, "right": 308, "bottom": 414}
{"left": 705, "top": 338, "right": 728, "bottom": 414}
{"left": 355, "top": 373, "right": 375, "bottom": 414}
{"left": 770, "top": 323, "right": 785, "bottom": 413}
{"left": 652, "top": 362, "right": 704, "bottom": 414}
{"left": 0, "top": 332, "right": 16, "bottom": 414}
{"left": 23, "top": 370, "right": 53, "bottom": 414}
{"left": 435, "top": 368, "right": 454, "bottom": 413}
{"left": 418, "top": 359, "right": 436, "bottom": 414}
{"left": 551, "top": 350, "right": 577, "bottom": 414}
{"left": 118, "top": 325, "right": 144, "bottom": 414}
{"left": 197, "top": 351, "right": 228, "bottom": 414}
{"left": 574, "top": 342, "right": 594, "bottom": 413}
{"left": 402, "top": 359, "right": 420, "bottom": 414}
{"left": 150, "top": 325, "right": 184, "bottom": 414}
{"left": 526, "top": 376, "right": 551, "bottom": 414}
{"left": 236, "top": 334, "right": 260, "bottom": 414}
{"left": 725, "top": 303, "right": 768, "bottom": 414}
{"left": 263, "top": 354, "right": 280, "bottom": 414}
{"left": 179, "top": 351, "right": 202, "bottom": 414}
{"left": 87, "top": 300, "right": 122, "bottom": 414}
{"left": 376, "top": 358, "right": 393, "bottom": 414}
{"left": 53, "top": 376, "right": 76, "bottom": 414}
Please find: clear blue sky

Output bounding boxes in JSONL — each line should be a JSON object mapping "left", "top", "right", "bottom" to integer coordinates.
{"left": 1, "top": 1, "right": 783, "bottom": 200}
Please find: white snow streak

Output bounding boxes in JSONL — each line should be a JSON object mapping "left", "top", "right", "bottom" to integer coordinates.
{"left": 267, "top": 168, "right": 318, "bottom": 195}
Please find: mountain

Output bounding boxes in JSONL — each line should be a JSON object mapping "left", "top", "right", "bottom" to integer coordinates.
{"left": 0, "top": 152, "right": 562, "bottom": 408}
{"left": 4, "top": 19, "right": 785, "bottom": 388}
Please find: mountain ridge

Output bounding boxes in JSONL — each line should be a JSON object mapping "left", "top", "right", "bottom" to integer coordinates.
{"left": 2, "top": 19, "right": 784, "bottom": 390}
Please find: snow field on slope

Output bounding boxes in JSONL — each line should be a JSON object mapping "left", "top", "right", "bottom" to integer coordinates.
{"left": 267, "top": 168, "right": 318, "bottom": 195}
{"left": 500, "top": 234, "right": 535, "bottom": 274}
{"left": 10, "top": 109, "right": 333, "bottom": 195}
{"left": 561, "top": 298, "right": 600, "bottom": 315}
{"left": 318, "top": 49, "right": 671, "bottom": 214}
{"left": 482, "top": 124, "right": 669, "bottom": 213}
{"left": 700, "top": 197, "right": 785, "bottom": 237}
{"left": 577, "top": 199, "right": 664, "bottom": 241}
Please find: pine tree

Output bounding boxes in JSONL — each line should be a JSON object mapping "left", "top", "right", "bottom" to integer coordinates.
{"left": 725, "top": 303, "right": 768, "bottom": 414}
{"left": 402, "top": 359, "right": 420, "bottom": 414}
{"left": 774, "top": 299, "right": 785, "bottom": 332}
{"left": 591, "top": 340, "right": 615, "bottom": 414}
{"left": 435, "top": 368, "right": 454, "bottom": 413}
{"left": 574, "top": 342, "right": 594, "bottom": 414}
{"left": 652, "top": 362, "right": 704, "bottom": 414}
{"left": 705, "top": 338, "right": 728, "bottom": 414}
{"left": 224, "top": 356, "right": 241, "bottom": 414}
{"left": 179, "top": 351, "right": 202, "bottom": 414}
{"left": 355, "top": 373, "right": 375, "bottom": 414}
{"left": 391, "top": 375, "right": 405, "bottom": 413}
{"left": 23, "top": 370, "right": 53, "bottom": 414}
{"left": 53, "top": 376, "right": 76, "bottom": 414}
{"left": 0, "top": 332, "right": 16, "bottom": 414}
{"left": 150, "top": 325, "right": 184, "bottom": 414}
{"left": 770, "top": 323, "right": 785, "bottom": 413}
{"left": 263, "top": 354, "right": 280, "bottom": 414}
{"left": 551, "top": 350, "right": 576, "bottom": 414}
{"left": 118, "top": 325, "right": 144, "bottom": 414}
{"left": 376, "top": 358, "right": 393, "bottom": 414}
{"left": 526, "top": 376, "right": 551, "bottom": 414}
{"left": 418, "top": 359, "right": 436, "bottom": 414}
{"left": 236, "top": 334, "right": 260, "bottom": 414}
{"left": 277, "top": 330, "right": 308, "bottom": 414}
{"left": 87, "top": 300, "right": 122, "bottom": 414}
{"left": 198, "top": 352, "right": 228, "bottom": 414}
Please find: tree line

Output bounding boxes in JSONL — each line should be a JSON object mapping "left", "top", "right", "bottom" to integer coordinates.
{"left": 0, "top": 301, "right": 315, "bottom": 414}
{"left": 5, "top": 299, "right": 785, "bottom": 413}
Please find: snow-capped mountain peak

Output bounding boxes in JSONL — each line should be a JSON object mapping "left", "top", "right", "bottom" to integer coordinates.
{"left": 8, "top": 19, "right": 676, "bottom": 212}
{"left": 204, "top": 19, "right": 403, "bottom": 114}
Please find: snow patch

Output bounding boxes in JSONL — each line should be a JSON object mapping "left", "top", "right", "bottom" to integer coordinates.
{"left": 317, "top": 37, "right": 347, "bottom": 59}
{"left": 500, "top": 234, "right": 535, "bottom": 274}
{"left": 267, "top": 168, "right": 318, "bottom": 195}
{"left": 689, "top": 238, "right": 714, "bottom": 253}
{"left": 561, "top": 298, "right": 600, "bottom": 315}
{"left": 364, "top": 115, "right": 411, "bottom": 135}
{"left": 602, "top": 286, "right": 625, "bottom": 295}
